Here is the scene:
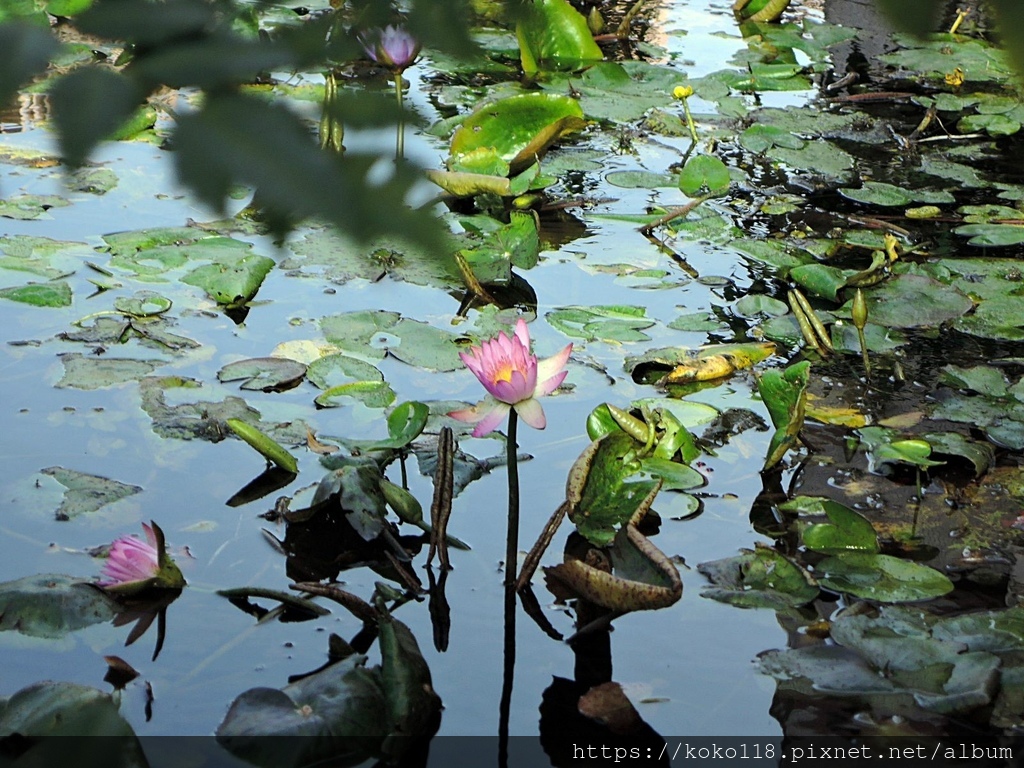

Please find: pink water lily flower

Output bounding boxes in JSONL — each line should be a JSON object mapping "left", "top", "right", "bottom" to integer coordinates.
{"left": 98, "top": 522, "right": 185, "bottom": 593}
{"left": 360, "top": 25, "right": 421, "bottom": 73}
{"left": 450, "top": 318, "right": 571, "bottom": 437}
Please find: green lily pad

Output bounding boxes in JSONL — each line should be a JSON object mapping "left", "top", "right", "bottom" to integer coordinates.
{"left": 698, "top": 547, "right": 819, "bottom": 609}
{"left": 667, "top": 311, "right": 728, "bottom": 333}
{"left": 858, "top": 274, "right": 973, "bottom": 328}
{"left": 388, "top": 319, "right": 464, "bottom": 372}
{"left": 0, "top": 194, "right": 70, "bottom": 220}
{"left": 604, "top": 171, "right": 679, "bottom": 189}
{"left": 547, "top": 304, "right": 654, "bottom": 344}
{"left": 218, "top": 357, "right": 307, "bottom": 392}
{"left": 678, "top": 154, "right": 730, "bottom": 196}
{"left": 104, "top": 229, "right": 253, "bottom": 280}
{"left": 780, "top": 496, "right": 880, "bottom": 554}
{"left": 0, "top": 236, "right": 88, "bottom": 278}
{"left": 0, "top": 574, "right": 119, "bottom": 638}
{"left": 758, "top": 361, "right": 810, "bottom": 470}
{"left": 734, "top": 294, "right": 789, "bottom": 318}
{"left": 306, "top": 354, "right": 383, "bottom": 389}
{"left": 569, "top": 432, "right": 661, "bottom": 547}
{"left": 67, "top": 166, "right": 118, "bottom": 195}
{"left": 817, "top": 553, "right": 954, "bottom": 602}
{"left": 879, "top": 33, "right": 1013, "bottom": 84}
{"left": 0, "top": 281, "right": 72, "bottom": 307}
{"left": 0, "top": 681, "right": 140, "bottom": 738}
{"left": 56, "top": 353, "right": 163, "bottom": 389}
{"left": 182, "top": 253, "right": 274, "bottom": 306}
{"left": 340, "top": 401, "right": 429, "bottom": 452}
{"left": 839, "top": 181, "right": 955, "bottom": 207}
{"left": 638, "top": 456, "right": 704, "bottom": 492}
{"left": 320, "top": 310, "right": 400, "bottom": 361}
{"left": 857, "top": 426, "right": 945, "bottom": 474}
{"left": 450, "top": 93, "right": 587, "bottom": 172}
{"left": 768, "top": 140, "right": 855, "bottom": 182}
{"left": 543, "top": 61, "right": 690, "bottom": 123}
{"left": 40, "top": 466, "right": 142, "bottom": 520}
{"left": 314, "top": 381, "right": 396, "bottom": 409}
{"left": 739, "top": 124, "right": 805, "bottom": 153}
{"left": 516, "top": 0, "right": 602, "bottom": 76}
{"left": 923, "top": 431, "right": 994, "bottom": 477}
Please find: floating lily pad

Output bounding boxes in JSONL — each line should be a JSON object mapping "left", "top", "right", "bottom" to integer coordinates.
{"left": 0, "top": 574, "right": 119, "bottom": 638}
{"left": 678, "top": 154, "right": 730, "bottom": 196}
{"left": 182, "top": 253, "right": 274, "bottom": 306}
{"left": 140, "top": 375, "right": 260, "bottom": 442}
{"left": 218, "top": 357, "right": 307, "bottom": 392}
{"left": 816, "top": 553, "right": 954, "bottom": 602}
{"left": 666, "top": 311, "right": 727, "bottom": 333}
{"left": 314, "top": 381, "right": 396, "bottom": 409}
{"left": 542, "top": 61, "right": 690, "bottom": 123}
{"left": 0, "top": 681, "right": 140, "bottom": 738}
{"left": 450, "top": 93, "right": 587, "bottom": 172}
{"left": 56, "top": 353, "right": 163, "bottom": 389}
{"left": 0, "top": 281, "right": 72, "bottom": 307}
{"left": 0, "top": 194, "right": 70, "bottom": 220}
{"left": 547, "top": 305, "right": 654, "bottom": 344}
{"left": 0, "top": 235, "right": 88, "bottom": 278}
{"left": 780, "top": 496, "right": 879, "bottom": 554}
{"left": 698, "top": 546, "right": 819, "bottom": 609}
{"left": 858, "top": 274, "right": 973, "bottom": 328}
{"left": 839, "top": 181, "right": 955, "bottom": 207}
{"left": 40, "top": 466, "right": 142, "bottom": 520}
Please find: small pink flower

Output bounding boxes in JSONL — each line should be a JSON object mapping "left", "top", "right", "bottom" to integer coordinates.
{"left": 450, "top": 318, "right": 571, "bottom": 437}
{"left": 97, "top": 522, "right": 185, "bottom": 593}
{"left": 360, "top": 25, "right": 421, "bottom": 73}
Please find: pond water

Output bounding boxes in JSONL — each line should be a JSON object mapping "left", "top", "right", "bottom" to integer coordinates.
{"left": 4, "top": 0, "right": 1024, "bottom": 761}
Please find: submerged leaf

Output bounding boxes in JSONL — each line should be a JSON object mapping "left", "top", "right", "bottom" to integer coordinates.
{"left": 698, "top": 546, "right": 818, "bottom": 609}
{"left": 0, "top": 574, "right": 118, "bottom": 638}
{"left": 817, "top": 553, "right": 954, "bottom": 602}
{"left": 40, "top": 466, "right": 142, "bottom": 520}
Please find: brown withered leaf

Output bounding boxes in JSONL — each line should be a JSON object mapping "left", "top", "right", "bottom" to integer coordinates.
{"left": 306, "top": 428, "right": 339, "bottom": 455}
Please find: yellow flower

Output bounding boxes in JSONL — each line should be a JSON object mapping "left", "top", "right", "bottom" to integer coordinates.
{"left": 673, "top": 85, "right": 694, "bottom": 100}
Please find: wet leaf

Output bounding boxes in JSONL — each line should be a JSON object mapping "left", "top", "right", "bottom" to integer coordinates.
{"left": 0, "top": 281, "right": 72, "bottom": 307}
{"left": 804, "top": 402, "right": 867, "bottom": 428}
{"left": 182, "top": 253, "right": 274, "bottom": 306}
{"left": 543, "top": 61, "right": 689, "bottom": 123}
{"left": 306, "top": 354, "right": 383, "bottom": 389}
{"left": 857, "top": 274, "right": 973, "bottom": 329}
{"left": 817, "top": 553, "right": 954, "bottom": 602}
{"left": 638, "top": 457, "right": 704, "bottom": 492}
{"left": 629, "top": 341, "right": 775, "bottom": 386}
{"left": 839, "top": 181, "right": 955, "bottom": 207}
{"left": 778, "top": 497, "right": 879, "bottom": 554}
{"left": 314, "top": 380, "right": 396, "bottom": 409}
{"left": 857, "top": 427, "right": 945, "bottom": 473}
{"left": 757, "top": 361, "right": 810, "bottom": 470}
{"left": 450, "top": 93, "right": 587, "bottom": 172}
{"left": 0, "top": 681, "right": 140, "bottom": 738}
{"left": 40, "top": 466, "right": 142, "bottom": 520}
{"left": 698, "top": 546, "right": 819, "bottom": 609}
{"left": 604, "top": 171, "right": 678, "bottom": 189}
{"left": 388, "top": 319, "right": 464, "bottom": 372}
{"left": 0, "top": 574, "right": 118, "bottom": 638}
{"left": 218, "top": 357, "right": 307, "bottom": 392}
{"left": 0, "top": 236, "right": 88, "bottom": 278}
{"left": 547, "top": 305, "right": 654, "bottom": 344}
{"left": 516, "top": 0, "right": 602, "bottom": 76}
{"left": 568, "top": 432, "right": 660, "bottom": 547}
{"left": 678, "top": 154, "right": 730, "bottom": 196}
{"left": 923, "top": 432, "right": 994, "bottom": 477}
{"left": 734, "top": 294, "right": 788, "bottom": 318}
{"left": 0, "top": 194, "right": 70, "bottom": 220}
{"left": 227, "top": 419, "right": 299, "bottom": 474}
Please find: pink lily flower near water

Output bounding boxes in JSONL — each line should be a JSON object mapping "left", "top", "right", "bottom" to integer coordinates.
{"left": 450, "top": 318, "right": 572, "bottom": 437}
{"left": 98, "top": 521, "right": 185, "bottom": 593}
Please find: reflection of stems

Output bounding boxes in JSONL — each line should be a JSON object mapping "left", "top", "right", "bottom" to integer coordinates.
{"left": 505, "top": 410, "right": 520, "bottom": 586}
{"left": 394, "top": 73, "right": 405, "bottom": 160}
{"left": 498, "top": 580, "right": 516, "bottom": 768}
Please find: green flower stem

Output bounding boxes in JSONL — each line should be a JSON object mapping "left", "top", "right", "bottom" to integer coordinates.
{"left": 394, "top": 73, "right": 405, "bottom": 160}
{"left": 505, "top": 408, "right": 519, "bottom": 587}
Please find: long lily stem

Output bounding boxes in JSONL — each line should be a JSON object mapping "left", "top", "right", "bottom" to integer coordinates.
{"left": 394, "top": 73, "right": 405, "bottom": 160}
{"left": 505, "top": 409, "right": 519, "bottom": 586}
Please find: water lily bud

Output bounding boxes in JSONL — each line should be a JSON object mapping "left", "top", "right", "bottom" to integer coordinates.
{"left": 587, "top": 6, "right": 604, "bottom": 34}
{"left": 852, "top": 288, "right": 868, "bottom": 330}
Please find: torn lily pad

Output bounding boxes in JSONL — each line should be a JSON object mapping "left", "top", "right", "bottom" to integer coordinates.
{"left": 40, "top": 466, "right": 142, "bottom": 521}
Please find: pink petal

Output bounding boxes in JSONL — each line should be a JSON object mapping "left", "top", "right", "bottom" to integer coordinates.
{"left": 513, "top": 318, "right": 530, "bottom": 348}
{"left": 534, "top": 343, "right": 572, "bottom": 396}
{"left": 472, "top": 402, "right": 510, "bottom": 436}
{"left": 514, "top": 397, "right": 546, "bottom": 430}
{"left": 491, "top": 369, "right": 532, "bottom": 404}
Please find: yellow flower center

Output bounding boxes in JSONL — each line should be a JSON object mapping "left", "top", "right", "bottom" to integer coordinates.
{"left": 491, "top": 362, "right": 514, "bottom": 384}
